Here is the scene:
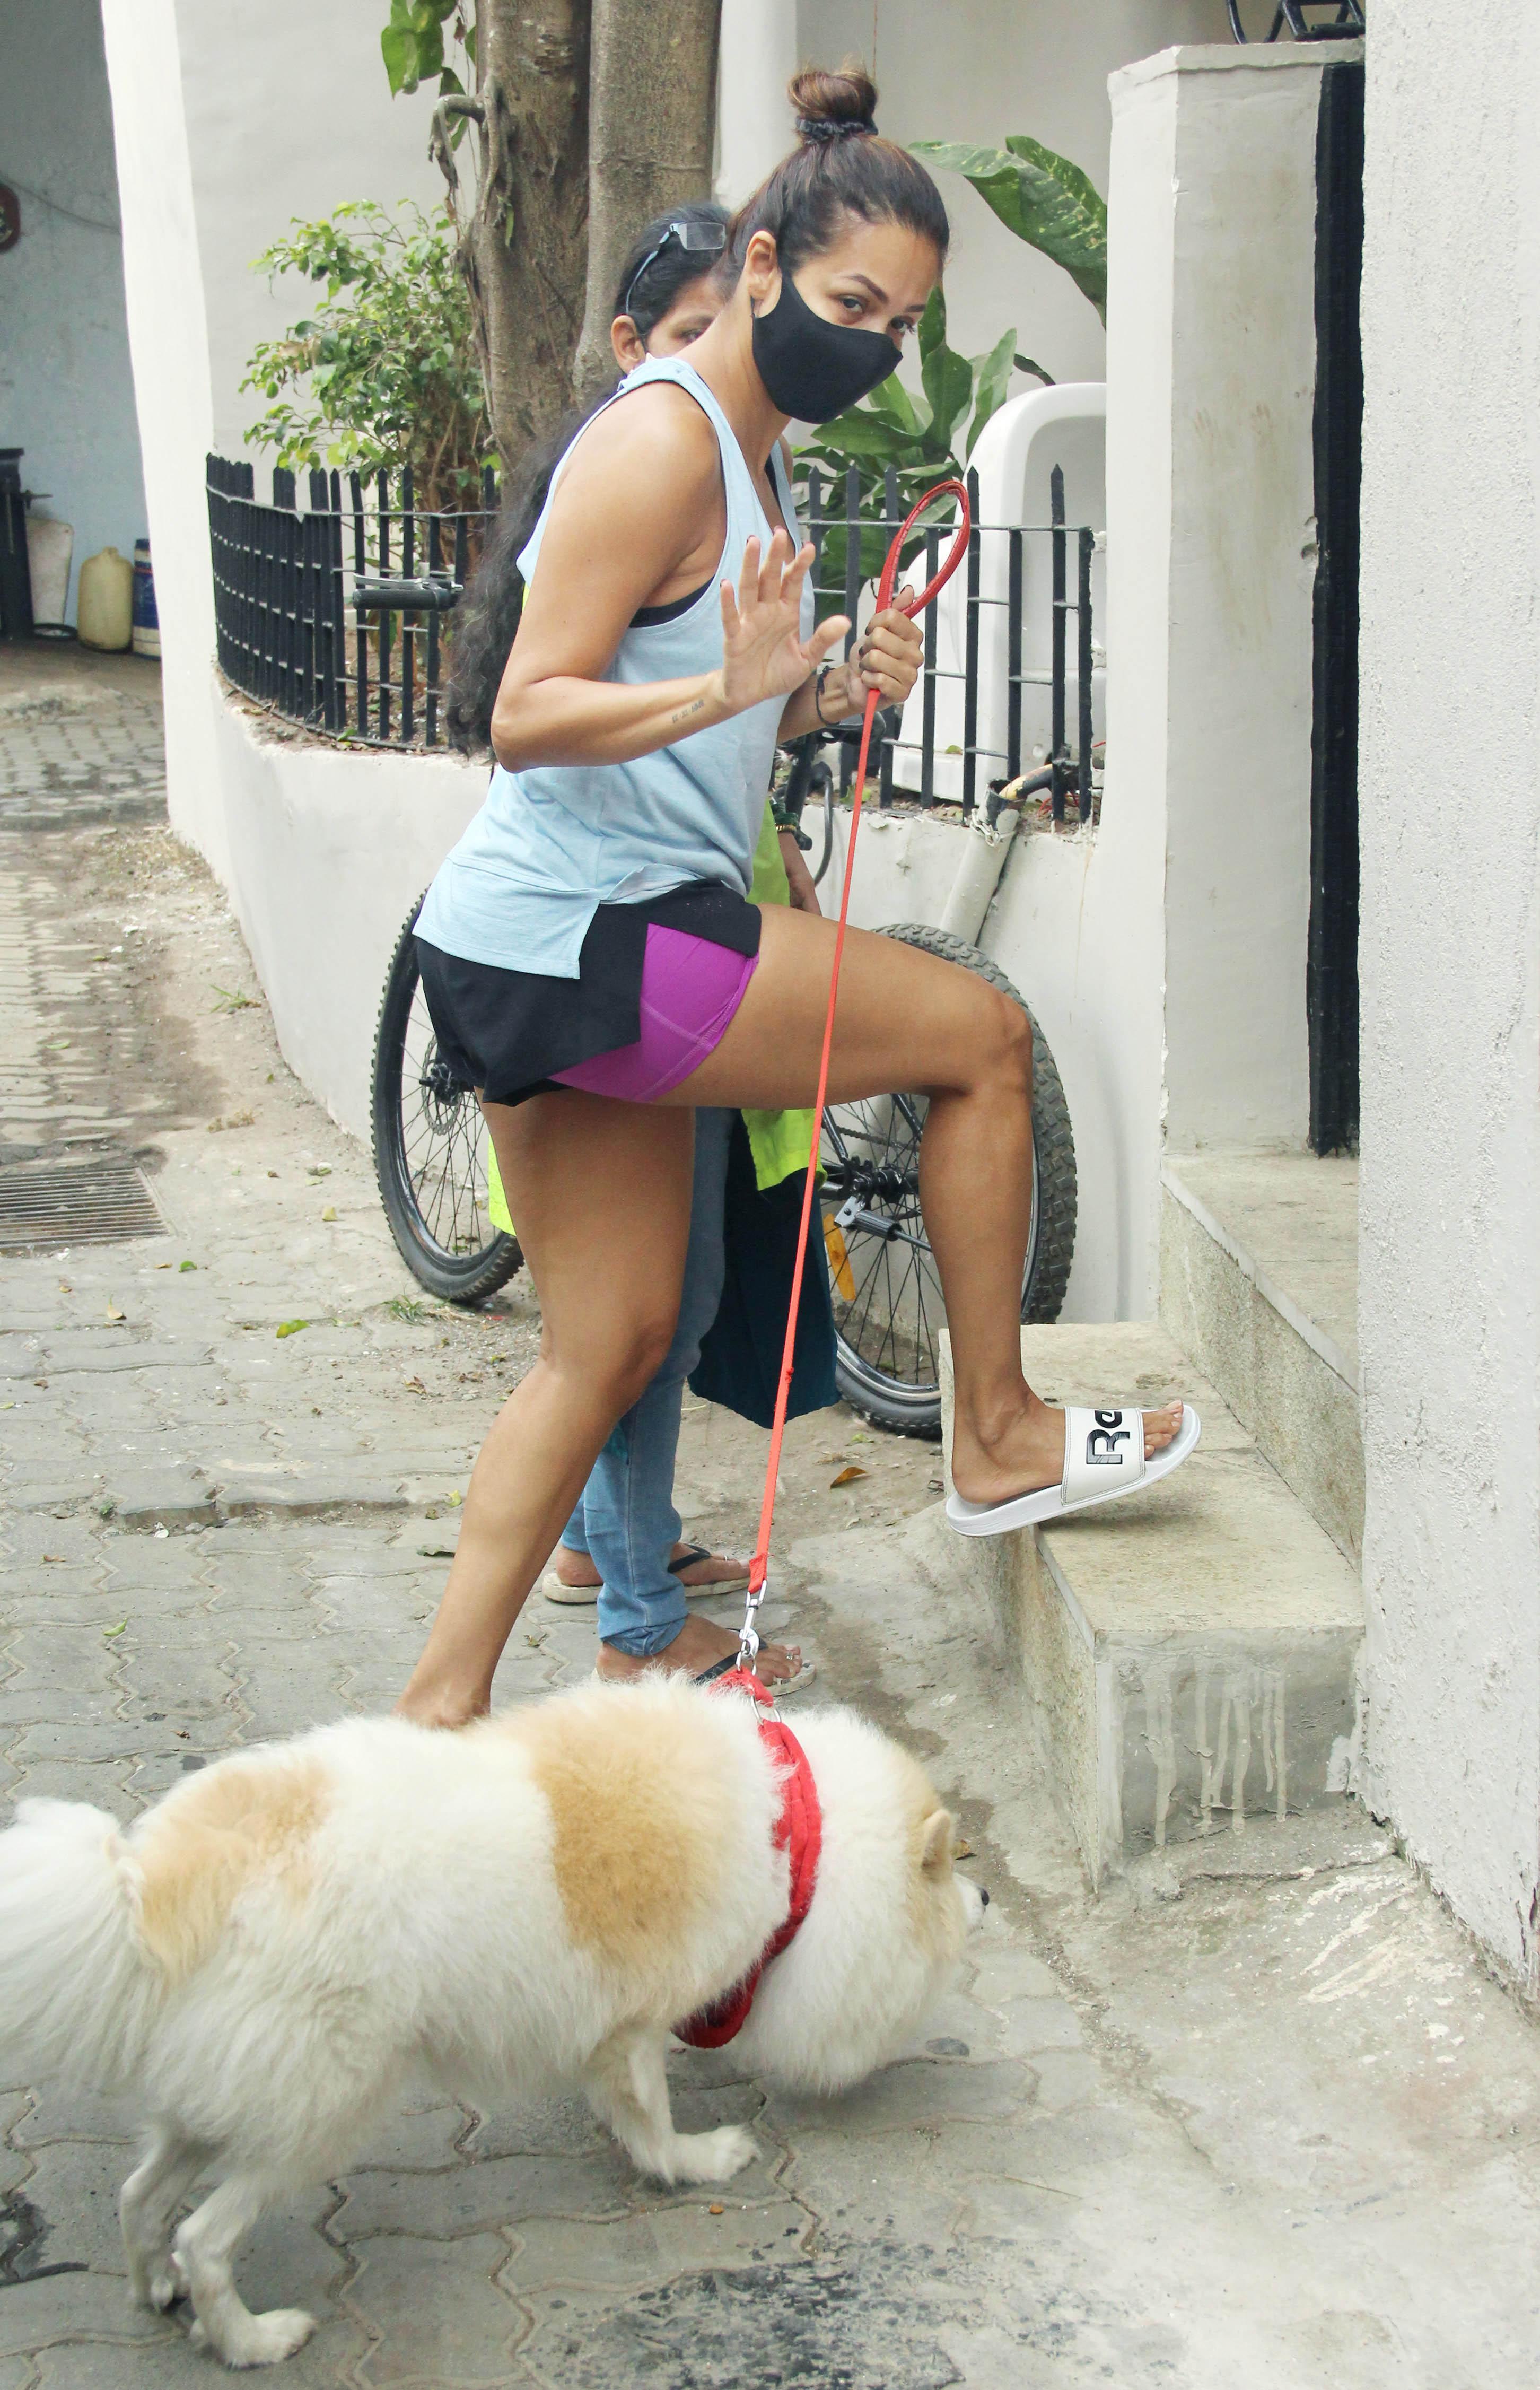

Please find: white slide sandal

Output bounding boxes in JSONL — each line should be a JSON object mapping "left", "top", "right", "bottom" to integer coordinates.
{"left": 946, "top": 1403, "right": 1202, "bottom": 1537}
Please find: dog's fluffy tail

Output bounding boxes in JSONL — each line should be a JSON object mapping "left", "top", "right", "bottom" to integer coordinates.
{"left": 0, "top": 1798, "right": 161, "bottom": 2088}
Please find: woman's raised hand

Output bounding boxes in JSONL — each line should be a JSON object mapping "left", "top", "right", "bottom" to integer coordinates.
{"left": 716, "top": 531, "right": 850, "bottom": 716}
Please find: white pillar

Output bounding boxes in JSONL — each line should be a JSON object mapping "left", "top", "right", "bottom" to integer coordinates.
{"left": 715, "top": 0, "right": 797, "bottom": 205}
{"left": 1106, "top": 43, "right": 1340, "bottom": 1172}
{"left": 100, "top": 0, "right": 227, "bottom": 881}
{"left": 1357, "top": 2, "right": 1540, "bottom": 1985}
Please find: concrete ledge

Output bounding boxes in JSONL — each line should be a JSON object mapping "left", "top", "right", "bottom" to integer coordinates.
{"left": 1160, "top": 1155, "right": 1362, "bottom": 1563}
{"left": 1110, "top": 39, "right": 1363, "bottom": 99}
{"left": 941, "top": 1323, "right": 1363, "bottom": 1885}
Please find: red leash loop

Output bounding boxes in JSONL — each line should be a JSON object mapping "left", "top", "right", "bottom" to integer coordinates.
{"left": 739, "top": 478, "right": 972, "bottom": 1648}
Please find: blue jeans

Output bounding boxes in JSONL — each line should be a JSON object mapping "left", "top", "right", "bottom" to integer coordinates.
{"left": 561, "top": 1107, "right": 733, "bottom": 1656}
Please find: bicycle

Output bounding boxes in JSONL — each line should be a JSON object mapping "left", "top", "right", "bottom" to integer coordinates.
{"left": 371, "top": 897, "right": 524, "bottom": 1304}
{"left": 371, "top": 739, "right": 1077, "bottom": 1437}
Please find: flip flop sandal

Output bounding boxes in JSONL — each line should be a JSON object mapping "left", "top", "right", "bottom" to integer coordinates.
{"left": 542, "top": 1545, "right": 751, "bottom": 1606}
{"left": 542, "top": 1572, "right": 602, "bottom": 1606}
{"left": 694, "top": 1651, "right": 818, "bottom": 1695}
{"left": 947, "top": 1403, "right": 1202, "bottom": 1537}
{"left": 668, "top": 1542, "right": 752, "bottom": 1597}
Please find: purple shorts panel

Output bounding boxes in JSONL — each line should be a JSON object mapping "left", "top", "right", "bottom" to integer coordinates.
{"left": 550, "top": 922, "right": 757, "bottom": 1103}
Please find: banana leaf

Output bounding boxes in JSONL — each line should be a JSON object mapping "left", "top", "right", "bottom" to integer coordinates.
{"left": 918, "top": 291, "right": 974, "bottom": 457}
{"left": 912, "top": 135, "right": 1107, "bottom": 324}
{"left": 966, "top": 326, "right": 1018, "bottom": 457}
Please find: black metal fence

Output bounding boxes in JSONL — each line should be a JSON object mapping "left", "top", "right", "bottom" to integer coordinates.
{"left": 207, "top": 455, "right": 496, "bottom": 749}
{"left": 798, "top": 462, "right": 1097, "bottom": 823}
{"left": 206, "top": 453, "right": 1097, "bottom": 818}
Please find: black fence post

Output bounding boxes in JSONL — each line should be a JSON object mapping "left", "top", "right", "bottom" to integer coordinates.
{"left": 1077, "top": 526, "right": 1095, "bottom": 823}
{"left": 376, "top": 470, "right": 392, "bottom": 743}
{"left": 920, "top": 525, "right": 939, "bottom": 809}
{"left": 1049, "top": 464, "right": 1068, "bottom": 823}
{"left": 840, "top": 465, "right": 861, "bottom": 797}
{"left": 879, "top": 466, "right": 902, "bottom": 805}
{"left": 400, "top": 465, "right": 416, "bottom": 747}
{"left": 425, "top": 510, "right": 444, "bottom": 747}
{"left": 1005, "top": 527, "right": 1023, "bottom": 785}
{"left": 961, "top": 468, "right": 981, "bottom": 818}
{"left": 803, "top": 465, "right": 824, "bottom": 595}
{"left": 349, "top": 471, "right": 369, "bottom": 736}
{"left": 325, "top": 469, "right": 345, "bottom": 733}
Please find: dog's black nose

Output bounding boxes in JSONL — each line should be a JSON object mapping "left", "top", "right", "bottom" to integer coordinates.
{"left": 979, "top": 1887, "right": 990, "bottom": 1907}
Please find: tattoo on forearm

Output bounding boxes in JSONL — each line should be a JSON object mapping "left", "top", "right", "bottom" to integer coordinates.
{"left": 670, "top": 696, "right": 707, "bottom": 727}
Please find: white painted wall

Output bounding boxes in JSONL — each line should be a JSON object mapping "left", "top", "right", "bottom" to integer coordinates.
{"left": 214, "top": 703, "right": 485, "bottom": 1138}
{"left": 0, "top": 0, "right": 146, "bottom": 624}
{"left": 160, "top": 0, "right": 447, "bottom": 468}
{"left": 786, "top": 0, "right": 1232, "bottom": 386}
{"left": 102, "top": 0, "right": 453, "bottom": 883}
{"left": 1357, "top": 1, "right": 1540, "bottom": 1985}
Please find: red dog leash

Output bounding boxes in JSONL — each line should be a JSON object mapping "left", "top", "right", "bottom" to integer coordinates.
{"left": 734, "top": 478, "right": 972, "bottom": 1675}
{"left": 679, "top": 487, "right": 972, "bottom": 2044}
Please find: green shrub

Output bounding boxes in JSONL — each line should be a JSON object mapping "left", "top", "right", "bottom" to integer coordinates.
{"left": 242, "top": 200, "right": 491, "bottom": 511}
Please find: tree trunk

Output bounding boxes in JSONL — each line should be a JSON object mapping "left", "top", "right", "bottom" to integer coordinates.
{"left": 465, "top": 0, "right": 592, "bottom": 473}
{"left": 569, "top": 0, "right": 722, "bottom": 407}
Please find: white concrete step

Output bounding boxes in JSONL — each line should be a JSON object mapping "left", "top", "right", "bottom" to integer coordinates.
{"left": 1160, "top": 1151, "right": 1362, "bottom": 1563}
{"left": 939, "top": 1323, "right": 1363, "bottom": 1886}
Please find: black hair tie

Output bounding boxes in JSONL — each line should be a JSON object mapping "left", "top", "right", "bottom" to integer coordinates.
{"left": 796, "top": 116, "right": 878, "bottom": 143}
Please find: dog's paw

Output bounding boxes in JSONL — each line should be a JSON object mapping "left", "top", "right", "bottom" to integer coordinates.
{"left": 190, "top": 2307, "right": 316, "bottom": 2368}
{"left": 672, "top": 2124, "right": 757, "bottom": 2185}
{"left": 148, "top": 2251, "right": 188, "bottom": 2311}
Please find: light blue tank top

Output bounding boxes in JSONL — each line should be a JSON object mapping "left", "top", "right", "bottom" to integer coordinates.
{"left": 416, "top": 355, "right": 811, "bottom": 978}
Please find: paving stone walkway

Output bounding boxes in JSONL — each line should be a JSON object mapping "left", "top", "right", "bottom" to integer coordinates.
{"left": 3, "top": 652, "right": 1539, "bottom": 2388}
{"left": 0, "top": 676, "right": 165, "bottom": 834}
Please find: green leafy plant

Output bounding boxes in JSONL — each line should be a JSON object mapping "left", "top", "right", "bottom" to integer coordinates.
{"left": 242, "top": 201, "right": 491, "bottom": 510}
{"left": 381, "top": 0, "right": 473, "bottom": 117}
{"left": 909, "top": 135, "right": 1107, "bottom": 324}
{"left": 795, "top": 290, "right": 1017, "bottom": 607}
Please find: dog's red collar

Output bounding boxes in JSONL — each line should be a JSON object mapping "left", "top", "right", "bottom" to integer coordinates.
{"left": 675, "top": 1669, "right": 822, "bottom": 2049}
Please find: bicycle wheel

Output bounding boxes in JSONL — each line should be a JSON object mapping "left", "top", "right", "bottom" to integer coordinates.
{"left": 819, "top": 923, "right": 1077, "bottom": 1437}
{"left": 370, "top": 896, "right": 524, "bottom": 1304}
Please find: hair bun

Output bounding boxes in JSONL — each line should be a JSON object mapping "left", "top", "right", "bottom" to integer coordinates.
{"left": 789, "top": 62, "right": 879, "bottom": 141}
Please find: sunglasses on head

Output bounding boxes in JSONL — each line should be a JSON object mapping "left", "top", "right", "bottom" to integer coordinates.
{"left": 623, "top": 219, "right": 728, "bottom": 324}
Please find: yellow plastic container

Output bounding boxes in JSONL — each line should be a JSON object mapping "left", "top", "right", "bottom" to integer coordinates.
{"left": 77, "top": 546, "right": 134, "bottom": 651}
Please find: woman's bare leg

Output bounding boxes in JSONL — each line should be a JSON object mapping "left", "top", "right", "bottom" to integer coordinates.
{"left": 665, "top": 908, "right": 1182, "bottom": 1506}
{"left": 396, "top": 1093, "right": 797, "bottom": 1728}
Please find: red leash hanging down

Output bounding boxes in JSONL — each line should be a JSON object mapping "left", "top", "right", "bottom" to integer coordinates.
{"left": 734, "top": 477, "right": 973, "bottom": 1677}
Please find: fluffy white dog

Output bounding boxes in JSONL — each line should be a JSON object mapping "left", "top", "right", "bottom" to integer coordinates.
{"left": 0, "top": 1674, "right": 984, "bottom": 2367}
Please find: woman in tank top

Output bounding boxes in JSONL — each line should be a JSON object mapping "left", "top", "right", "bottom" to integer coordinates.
{"left": 439, "top": 205, "right": 826, "bottom": 1682}
{"left": 401, "top": 65, "right": 1187, "bottom": 1723}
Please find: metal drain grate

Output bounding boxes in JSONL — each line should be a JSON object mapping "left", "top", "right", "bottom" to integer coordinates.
{"left": 0, "top": 1158, "right": 167, "bottom": 1251}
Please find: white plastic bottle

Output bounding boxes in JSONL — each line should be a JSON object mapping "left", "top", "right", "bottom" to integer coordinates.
{"left": 77, "top": 546, "right": 133, "bottom": 650}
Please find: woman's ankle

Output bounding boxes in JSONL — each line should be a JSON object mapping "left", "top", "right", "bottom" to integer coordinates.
{"left": 955, "top": 1382, "right": 1040, "bottom": 1459}
{"left": 395, "top": 1661, "right": 493, "bottom": 1730}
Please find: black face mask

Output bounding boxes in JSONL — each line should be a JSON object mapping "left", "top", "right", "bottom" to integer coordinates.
{"left": 751, "top": 269, "right": 898, "bottom": 422}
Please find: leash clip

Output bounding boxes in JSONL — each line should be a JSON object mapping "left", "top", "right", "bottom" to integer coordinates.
{"left": 737, "top": 1572, "right": 767, "bottom": 1676}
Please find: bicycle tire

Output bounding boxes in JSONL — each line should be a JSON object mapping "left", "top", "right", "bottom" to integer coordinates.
{"left": 370, "top": 895, "right": 524, "bottom": 1304}
{"left": 820, "top": 922, "right": 1077, "bottom": 1438}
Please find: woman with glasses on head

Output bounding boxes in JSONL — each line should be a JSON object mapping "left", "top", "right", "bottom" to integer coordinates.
{"left": 441, "top": 202, "right": 827, "bottom": 1691}
{"left": 403, "top": 63, "right": 1191, "bottom": 1730}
